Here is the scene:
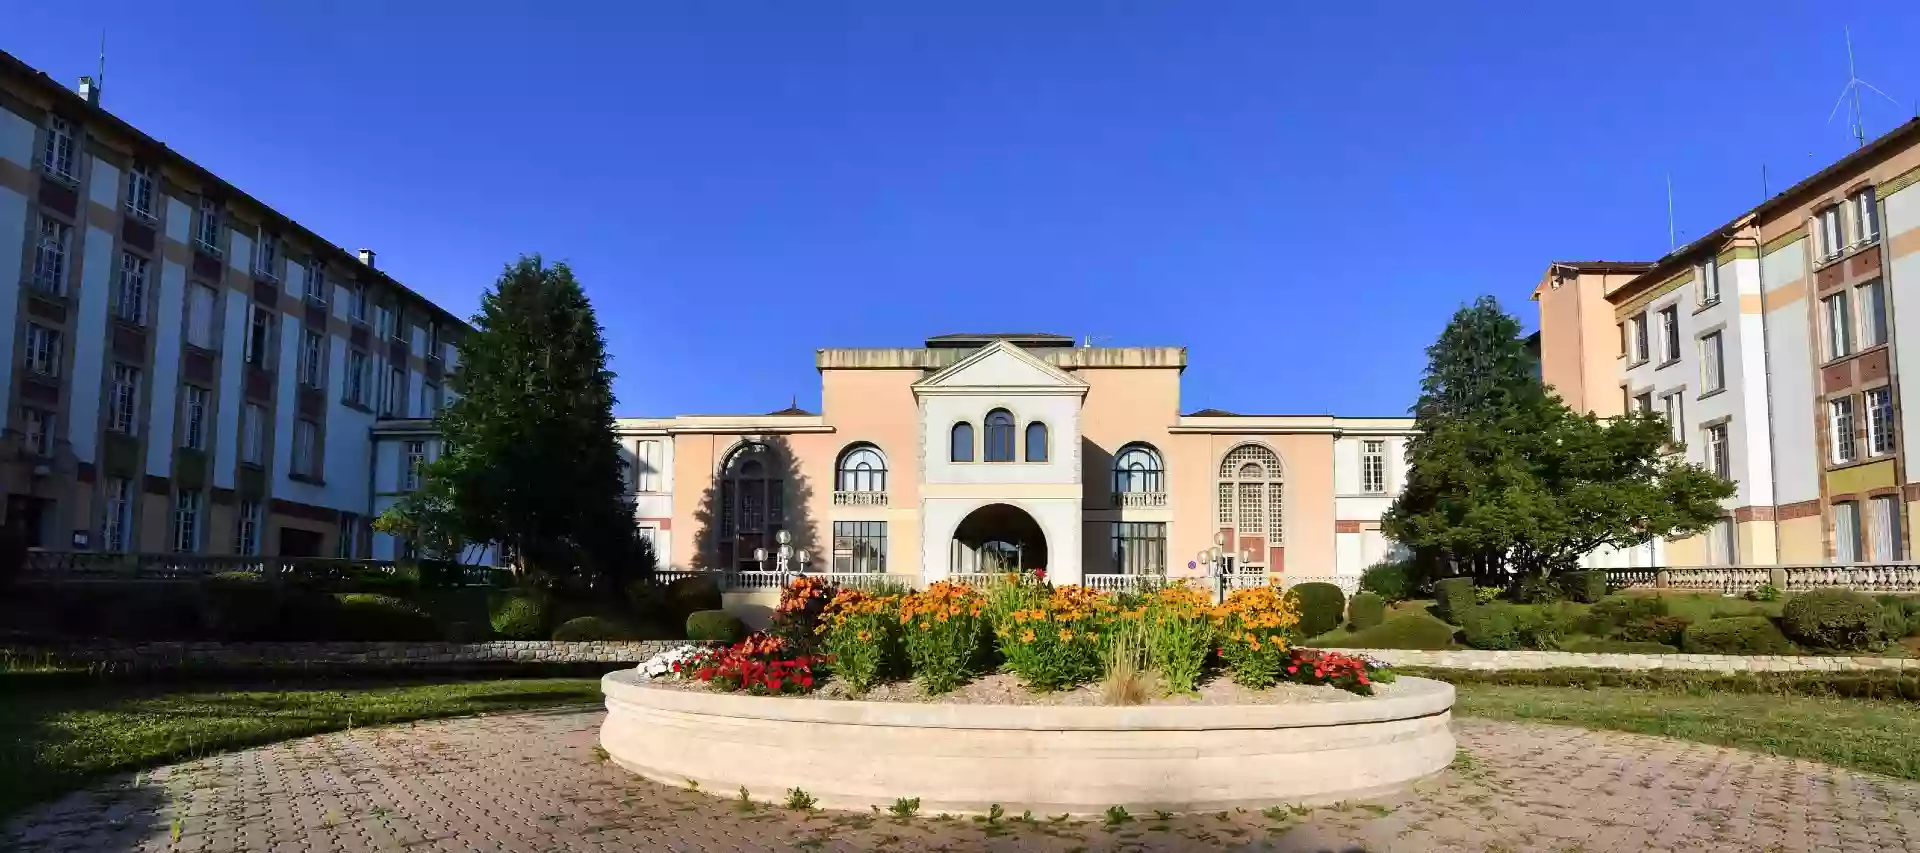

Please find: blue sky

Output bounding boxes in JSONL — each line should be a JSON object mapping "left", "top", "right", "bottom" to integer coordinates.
{"left": 13, "top": 3, "right": 1920, "bottom": 417}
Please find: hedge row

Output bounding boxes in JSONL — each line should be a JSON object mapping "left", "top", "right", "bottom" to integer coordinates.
{"left": 1405, "top": 666, "right": 1920, "bottom": 702}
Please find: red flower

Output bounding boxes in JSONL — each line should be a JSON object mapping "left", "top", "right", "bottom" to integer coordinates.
{"left": 1286, "top": 665, "right": 1297, "bottom": 674}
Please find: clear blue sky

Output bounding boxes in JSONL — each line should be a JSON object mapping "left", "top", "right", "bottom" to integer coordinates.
{"left": 13, "top": 3, "right": 1920, "bottom": 417}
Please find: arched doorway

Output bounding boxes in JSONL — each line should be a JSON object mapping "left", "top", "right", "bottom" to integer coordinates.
{"left": 950, "top": 503, "right": 1049, "bottom": 575}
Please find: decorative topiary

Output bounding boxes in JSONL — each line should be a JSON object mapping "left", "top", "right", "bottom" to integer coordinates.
{"left": 1556, "top": 570, "right": 1607, "bottom": 604}
{"left": 1358, "top": 560, "right": 1415, "bottom": 603}
{"left": 1286, "top": 582, "right": 1346, "bottom": 639}
{"left": 1457, "top": 604, "right": 1522, "bottom": 650}
{"left": 1432, "top": 577, "right": 1476, "bottom": 623}
{"left": 1333, "top": 612, "right": 1457, "bottom": 650}
{"left": 1681, "top": 615, "right": 1796, "bottom": 655}
{"left": 332, "top": 593, "right": 440, "bottom": 641}
{"left": 1346, "top": 591, "right": 1387, "bottom": 631}
{"left": 1619, "top": 615, "right": 1691, "bottom": 647}
{"left": 1783, "top": 589, "right": 1883, "bottom": 651}
{"left": 551, "top": 615, "right": 642, "bottom": 641}
{"left": 1585, "top": 593, "right": 1668, "bottom": 632}
{"left": 1556, "top": 638, "right": 1678, "bottom": 654}
{"left": 686, "top": 609, "right": 748, "bottom": 644}
{"left": 489, "top": 593, "right": 548, "bottom": 640}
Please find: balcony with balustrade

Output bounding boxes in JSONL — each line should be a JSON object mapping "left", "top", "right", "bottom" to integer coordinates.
{"left": 1110, "top": 491, "right": 1167, "bottom": 509}
{"left": 831, "top": 490, "right": 888, "bottom": 507}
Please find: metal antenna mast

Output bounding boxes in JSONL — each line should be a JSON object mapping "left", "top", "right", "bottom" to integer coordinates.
{"left": 1828, "top": 27, "right": 1900, "bottom": 148}
{"left": 1666, "top": 173, "right": 1676, "bottom": 252}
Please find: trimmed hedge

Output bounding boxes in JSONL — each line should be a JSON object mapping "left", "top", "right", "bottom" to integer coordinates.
{"left": 1334, "top": 612, "right": 1458, "bottom": 650}
{"left": 1782, "top": 589, "right": 1883, "bottom": 651}
{"left": 1681, "top": 615, "right": 1796, "bottom": 655}
{"left": 1556, "top": 570, "right": 1606, "bottom": 604}
{"left": 1288, "top": 582, "right": 1346, "bottom": 639}
{"left": 686, "top": 609, "right": 747, "bottom": 644}
{"left": 1619, "top": 615, "right": 1690, "bottom": 647}
{"left": 1585, "top": 593, "right": 1668, "bottom": 633}
{"left": 1515, "top": 602, "right": 1587, "bottom": 650}
{"left": 1402, "top": 666, "right": 1920, "bottom": 701}
{"left": 667, "top": 576, "right": 722, "bottom": 622}
{"left": 1458, "top": 604, "right": 1522, "bottom": 650}
{"left": 489, "top": 594, "right": 548, "bottom": 640}
{"left": 1432, "top": 577, "right": 1476, "bottom": 623}
{"left": 1347, "top": 591, "right": 1387, "bottom": 631}
{"left": 332, "top": 594, "right": 440, "bottom": 641}
{"left": 551, "top": 616, "right": 642, "bottom": 641}
{"left": 1358, "top": 560, "right": 1415, "bottom": 603}
{"left": 1556, "top": 638, "right": 1679, "bottom": 654}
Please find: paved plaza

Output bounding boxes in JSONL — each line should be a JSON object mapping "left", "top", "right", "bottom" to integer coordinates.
{"left": 8, "top": 708, "right": 1920, "bottom": 853}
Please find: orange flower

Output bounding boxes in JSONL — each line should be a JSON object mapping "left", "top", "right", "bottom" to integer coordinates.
{"left": 1019, "top": 629, "right": 1036, "bottom": 643}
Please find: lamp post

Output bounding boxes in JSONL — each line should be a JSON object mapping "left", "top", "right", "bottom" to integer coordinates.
{"left": 1202, "top": 531, "right": 1235, "bottom": 603}
{"left": 775, "top": 529, "right": 794, "bottom": 577}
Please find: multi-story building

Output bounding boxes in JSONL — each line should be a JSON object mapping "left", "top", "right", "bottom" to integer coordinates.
{"left": 605, "top": 333, "right": 1413, "bottom": 587}
{"left": 0, "top": 51, "right": 468, "bottom": 558}
{"left": 1537, "top": 119, "right": 1920, "bottom": 567}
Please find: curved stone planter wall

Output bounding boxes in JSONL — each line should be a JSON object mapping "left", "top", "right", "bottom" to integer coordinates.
{"left": 600, "top": 671, "right": 1456, "bottom": 815}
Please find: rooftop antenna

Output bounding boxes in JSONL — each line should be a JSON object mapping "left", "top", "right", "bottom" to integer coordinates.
{"left": 1828, "top": 26, "right": 1900, "bottom": 148}
{"left": 97, "top": 30, "right": 106, "bottom": 88}
{"left": 1081, "top": 334, "right": 1110, "bottom": 348}
{"left": 1666, "top": 173, "right": 1676, "bottom": 252}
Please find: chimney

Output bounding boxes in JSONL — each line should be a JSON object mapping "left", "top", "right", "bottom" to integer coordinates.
{"left": 358, "top": 248, "right": 376, "bottom": 269}
{"left": 76, "top": 76, "right": 100, "bottom": 105}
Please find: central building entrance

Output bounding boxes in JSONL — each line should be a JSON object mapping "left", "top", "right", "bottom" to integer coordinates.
{"left": 950, "top": 503, "right": 1049, "bottom": 575}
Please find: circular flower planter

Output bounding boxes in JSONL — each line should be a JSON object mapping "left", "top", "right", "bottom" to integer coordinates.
{"left": 599, "top": 671, "right": 1455, "bottom": 815}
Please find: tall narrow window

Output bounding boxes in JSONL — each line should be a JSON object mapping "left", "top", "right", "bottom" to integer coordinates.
{"left": 1700, "top": 331, "right": 1725, "bottom": 393}
{"left": 1659, "top": 305, "right": 1680, "bottom": 362}
{"left": 950, "top": 422, "right": 974, "bottom": 462}
{"left": 24, "top": 324, "right": 60, "bottom": 377}
{"left": 103, "top": 477, "right": 132, "bottom": 552}
{"left": 1824, "top": 291, "right": 1854, "bottom": 360}
{"left": 1706, "top": 517, "right": 1735, "bottom": 565}
{"left": 1110, "top": 522, "right": 1168, "bottom": 576}
{"left": 1360, "top": 440, "right": 1387, "bottom": 494}
{"left": 420, "top": 382, "right": 440, "bottom": 416}
{"left": 831, "top": 521, "right": 888, "bottom": 573}
{"left": 116, "top": 252, "right": 149, "bottom": 324}
{"left": 1818, "top": 205, "right": 1844, "bottom": 261}
{"left": 716, "top": 442, "right": 786, "bottom": 571}
{"left": 1699, "top": 256, "right": 1721, "bottom": 305}
{"left": 338, "top": 513, "right": 361, "bottom": 559}
{"left": 1858, "top": 279, "right": 1888, "bottom": 348}
{"left": 984, "top": 409, "right": 1015, "bottom": 462}
{"left": 1024, "top": 421, "right": 1048, "bottom": 462}
{"left": 31, "top": 216, "right": 69, "bottom": 295}
{"left": 835, "top": 444, "right": 887, "bottom": 493}
{"left": 22, "top": 408, "right": 53, "bottom": 457}
{"left": 349, "top": 284, "right": 369, "bottom": 324}
{"left": 182, "top": 386, "right": 209, "bottom": 450}
{"left": 42, "top": 115, "right": 75, "bottom": 180}
{"left": 635, "top": 440, "right": 662, "bottom": 492}
{"left": 1831, "top": 396, "right": 1858, "bottom": 463}
{"left": 234, "top": 500, "right": 261, "bottom": 556}
{"left": 1866, "top": 386, "right": 1895, "bottom": 456}
{"left": 256, "top": 235, "right": 280, "bottom": 280}
{"left": 1630, "top": 313, "right": 1649, "bottom": 364}
{"left": 1705, "top": 423, "right": 1730, "bottom": 480}
{"left": 404, "top": 440, "right": 426, "bottom": 491}
{"left": 304, "top": 262, "right": 326, "bottom": 303}
{"left": 1661, "top": 392, "right": 1685, "bottom": 445}
{"left": 125, "top": 162, "right": 154, "bottom": 220}
{"left": 1852, "top": 185, "right": 1880, "bottom": 244}
{"left": 1217, "top": 444, "right": 1285, "bottom": 558}
{"left": 241, "top": 404, "right": 266, "bottom": 465}
{"left": 172, "top": 489, "right": 204, "bottom": 553}
{"left": 109, "top": 365, "right": 140, "bottom": 435}
{"left": 1634, "top": 391, "right": 1653, "bottom": 413}
{"left": 186, "top": 284, "right": 219, "bottom": 350}
{"left": 1834, "top": 500, "right": 1862, "bottom": 563}
{"left": 346, "top": 351, "right": 369, "bottom": 405}
{"left": 195, "top": 197, "right": 222, "bottom": 254}
{"left": 292, "top": 420, "right": 319, "bottom": 477}
{"left": 300, "top": 330, "right": 325, "bottom": 388}
{"left": 384, "top": 367, "right": 405, "bottom": 417}
{"left": 375, "top": 305, "right": 396, "bottom": 341}
{"left": 1871, "top": 495, "right": 1901, "bottom": 562}
{"left": 246, "top": 304, "right": 274, "bottom": 367}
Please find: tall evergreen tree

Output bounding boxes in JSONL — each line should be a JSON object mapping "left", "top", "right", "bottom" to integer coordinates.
{"left": 1408, "top": 295, "right": 1544, "bottom": 444}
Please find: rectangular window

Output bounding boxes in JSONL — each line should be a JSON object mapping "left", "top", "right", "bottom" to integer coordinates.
{"left": 1705, "top": 423, "right": 1730, "bottom": 480}
{"left": 42, "top": 115, "right": 75, "bottom": 180}
{"left": 384, "top": 367, "right": 405, "bottom": 417}
{"left": 115, "top": 252, "right": 149, "bottom": 325}
{"left": 1659, "top": 305, "right": 1680, "bottom": 362}
{"left": 195, "top": 197, "right": 222, "bottom": 254}
{"left": 125, "top": 162, "right": 154, "bottom": 220}
{"left": 1360, "top": 440, "right": 1386, "bottom": 494}
{"left": 1818, "top": 204, "right": 1844, "bottom": 261}
{"left": 349, "top": 284, "right": 369, "bottom": 324}
{"left": 241, "top": 404, "right": 266, "bottom": 465}
{"left": 300, "top": 330, "right": 325, "bottom": 388}
{"left": 246, "top": 304, "right": 274, "bottom": 367}
{"left": 292, "top": 420, "right": 319, "bottom": 477}
{"left": 1834, "top": 500, "right": 1862, "bottom": 563}
{"left": 1831, "top": 396, "right": 1859, "bottom": 463}
{"left": 1852, "top": 185, "right": 1880, "bottom": 245}
{"left": 338, "top": 513, "right": 361, "bottom": 559}
{"left": 186, "top": 283, "right": 219, "bottom": 350}
{"left": 1706, "top": 517, "right": 1735, "bottom": 565}
{"left": 421, "top": 382, "right": 440, "bottom": 416}
{"left": 1110, "top": 521, "right": 1168, "bottom": 576}
{"left": 1857, "top": 279, "right": 1888, "bottom": 349}
{"left": 1699, "top": 256, "right": 1721, "bottom": 306}
{"left": 234, "top": 499, "right": 261, "bottom": 556}
{"left": 172, "top": 489, "right": 204, "bottom": 553}
{"left": 1630, "top": 313, "right": 1649, "bottom": 364}
{"left": 22, "top": 407, "right": 53, "bottom": 457}
{"left": 1824, "top": 290, "right": 1853, "bottom": 360}
{"left": 831, "top": 521, "right": 888, "bottom": 573}
{"left": 636, "top": 440, "right": 661, "bottom": 492}
{"left": 109, "top": 365, "right": 140, "bottom": 435}
{"left": 375, "top": 305, "right": 396, "bottom": 341}
{"left": 1700, "top": 331, "right": 1725, "bottom": 393}
{"left": 1866, "top": 386, "right": 1895, "bottom": 456}
{"left": 304, "top": 262, "right": 326, "bottom": 304}
{"left": 346, "top": 351, "right": 370, "bottom": 405}
{"left": 1871, "top": 495, "right": 1902, "bottom": 562}
{"left": 24, "top": 324, "right": 60, "bottom": 377}
{"left": 103, "top": 477, "right": 132, "bottom": 552}
{"left": 256, "top": 236, "right": 279, "bottom": 280}
{"left": 31, "top": 216, "right": 69, "bottom": 295}
{"left": 404, "top": 440, "right": 426, "bottom": 491}
{"left": 1633, "top": 391, "right": 1653, "bottom": 414}
{"left": 182, "top": 386, "right": 210, "bottom": 450}
{"left": 1661, "top": 391, "right": 1685, "bottom": 445}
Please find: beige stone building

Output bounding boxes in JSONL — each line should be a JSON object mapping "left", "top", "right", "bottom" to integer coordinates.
{"left": 614, "top": 334, "right": 1413, "bottom": 589}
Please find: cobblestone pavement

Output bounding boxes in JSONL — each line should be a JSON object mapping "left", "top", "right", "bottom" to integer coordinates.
{"left": 9, "top": 709, "right": 1920, "bottom": 853}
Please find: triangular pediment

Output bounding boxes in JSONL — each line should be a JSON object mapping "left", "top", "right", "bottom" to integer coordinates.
{"left": 913, "top": 341, "right": 1087, "bottom": 393}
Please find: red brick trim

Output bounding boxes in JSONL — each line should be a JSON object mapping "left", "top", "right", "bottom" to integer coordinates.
{"left": 1732, "top": 505, "right": 1775, "bottom": 523}
{"left": 1334, "top": 520, "right": 1362, "bottom": 533}
{"left": 1776, "top": 500, "right": 1822, "bottom": 521}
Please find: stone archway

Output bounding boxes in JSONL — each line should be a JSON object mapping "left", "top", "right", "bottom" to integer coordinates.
{"left": 950, "top": 503, "right": 1050, "bottom": 575}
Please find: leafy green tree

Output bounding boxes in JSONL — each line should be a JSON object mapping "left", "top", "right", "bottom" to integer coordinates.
{"left": 427, "top": 255, "right": 646, "bottom": 585}
{"left": 372, "top": 475, "right": 474, "bottom": 563}
{"left": 1384, "top": 297, "right": 1734, "bottom": 582}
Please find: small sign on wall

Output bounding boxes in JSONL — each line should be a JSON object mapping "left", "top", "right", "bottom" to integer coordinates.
{"left": 70, "top": 530, "right": 90, "bottom": 549}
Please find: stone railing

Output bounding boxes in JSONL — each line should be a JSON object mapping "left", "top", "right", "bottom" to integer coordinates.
{"left": 646, "top": 570, "right": 918, "bottom": 592}
{"left": 1603, "top": 562, "right": 1920, "bottom": 595}
{"left": 1110, "top": 491, "right": 1168, "bottom": 509}
{"left": 1784, "top": 564, "right": 1920, "bottom": 592}
{"left": 1603, "top": 568, "right": 1659, "bottom": 590}
{"left": 831, "top": 491, "right": 888, "bottom": 507}
{"left": 20, "top": 551, "right": 508, "bottom": 586}
{"left": 1081, "top": 573, "right": 1168, "bottom": 593}
{"left": 1661, "top": 566, "right": 1773, "bottom": 594}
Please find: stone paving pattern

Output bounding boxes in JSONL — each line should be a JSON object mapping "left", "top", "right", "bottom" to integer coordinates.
{"left": 8, "top": 709, "right": 1920, "bottom": 852}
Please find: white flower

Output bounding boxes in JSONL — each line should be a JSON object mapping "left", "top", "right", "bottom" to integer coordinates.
{"left": 637, "top": 644, "right": 704, "bottom": 679}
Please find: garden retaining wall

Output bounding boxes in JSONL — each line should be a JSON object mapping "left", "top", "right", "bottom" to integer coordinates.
{"left": 2, "top": 640, "right": 683, "bottom": 668}
{"left": 1323, "top": 647, "right": 1920, "bottom": 672}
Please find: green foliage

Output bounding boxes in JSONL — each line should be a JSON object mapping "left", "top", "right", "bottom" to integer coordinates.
{"left": 1880, "top": 596, "right": 1920, "bottom": 638}
{"left": 821, "top": 593, "right": 901, "bottom": 694}
{"left": 1782, "top": 589, "right": 1884, "bottom": 651}
{"left": 200, "top": 572, "right": 284, "bottom": 641}
{"left": 1514, "top": 602, "right": 1587, "bottom": 649}
{"left": 1346, "top": 591, "right": 1387, "bottom": 631}
{"left": 667, "top": 576, "right": 723, "bottom": 622}
{"left": 489, "top": 594, "right": 548, "bottom": 640}
{"left": 1458, "top": 604, "right": 1522, "bottom": 650}
{"left": 550, "top": 616, "right": 641, "bottom": 641}
{"left": 1474, "top": 586, "right": 1504, "bottom": 604}
{"left": 1432, "top": 577, "right": 1476, "bottom": 622}
{"left": 1411, "top": 666, "right": 1920, "bottom": 701}
{"left": 1335, "top": 612, "right": 1458, "bottom": 650}
{"left": 1681, "top": 616, "right": 1797, "bottom": 655}
{"left": 331, "top": 594, "right": 440, "bottom": 641}
{"left": 685, "top": 610, "right": 748, "bottom": 644}
{"left": 1585, "top": 594, "right": 1668, "bottom": 632}
{"left": 1619, "top": 615, "right": 1691, "bottom": 647}
{"left": 1286, "top": 582, "right": 1346, "bottom": 639}
{"left": 1358, "top": 559, "right": 1416, "bottom": 602}
{"left": 1556, "top": 570, "right": 1606, "bottom": 604}
{"left": 1138, "top": 588, "right": 1216, "bottom": 694}
{"left": 1556, "top": 638, "right": 1679, "bottom": 654}
{"left": 1747, "top": 583, "right": 1784, "bottom": 602}
{"left": 373, "top": 476, "right": 471, "bottom": 564}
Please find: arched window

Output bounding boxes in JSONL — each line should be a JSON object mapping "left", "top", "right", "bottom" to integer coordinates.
{"left": 1217, "top": 444, "right": 1284, "bottom": 560}
{"left": 984, "top": 409, "right": 1015, "bottom": 462}
{"left": 835, "top": 444, "right": 887, "bottom": 493}
{"left": 950, "top": 422, "right": 974, "bottom": 462}
{"left": 716, "top": 442, "right": 785, "bottom": 571}
{"left": 1112, "top": 443, "right": 1164, "bottom": 495}
{"left": 1024, "top": 422, "right": 1048, "bottom": 462}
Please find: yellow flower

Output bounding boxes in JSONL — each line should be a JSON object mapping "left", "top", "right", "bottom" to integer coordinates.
{"left": 858, "top": 630, "right": 871, "bottom": 642}
{"left": 1059, "top": 629, "right": 1074, "bottom": 642}
{"left": 1019, "top": 629, "right": 1036, "bottom": 643}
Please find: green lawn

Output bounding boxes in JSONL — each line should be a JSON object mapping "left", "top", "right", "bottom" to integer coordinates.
{"left": 0, "top": 677, "right": 602, "bottom": 817}
{"left": 1453, "top": 682, "right": 1920, "bottom": 781}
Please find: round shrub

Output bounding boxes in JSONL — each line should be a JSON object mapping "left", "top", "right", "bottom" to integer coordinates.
{"left": 552, "top": 616, "right": 642, "bottom": 641}
{"left": 1557, "top": 638, "right": 1679, "bottom": 654}
{"left": 1585, "top": 593, "right": 1668, "bottom": 633}
{"left": 332, "top": 593, "right": 439, "bottom": 641}
{"left": 1457, "top": 604, "right": 1522, "bottom": 650}
{"left": 201, "top": 571, "right": 283, "bottom": 641}
{"left": 1556, "top": 570, "right": 1607, "bottom": 604}
{"left": 1515, "top": 602, "right": 1587, "bottom": 650}
{"left": 1619, "top": 615, "right": 1691, "bottom": 647}
{"left": 1347, "top": 591, "right": 1387, "bottom": 631}
{"left": 489, "top": 594, "right": 548, "bottom": 640}
{"left": 1432, "top": 577, "right": 1476, "bottom": 623}
{"left": 1358, "top": 560, "right": 1415, "bottom": 602}
{"left": 1334, "top": 612, "right": 1457, "bottom": 650}
{"left": 668, "top": 576, "right": 722, "bottom": 620}
{"left": 1681, "top": 615, "right": 1796, "bottom": 655}
{"left": 686, "top": 609, "right": 747, "bottom": 644}
{"left": 1287, "top": 582, "right": 1346, "bottom": 639}
{"left": 1782, "top": 589, "right": 1883, "bottom": 651}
